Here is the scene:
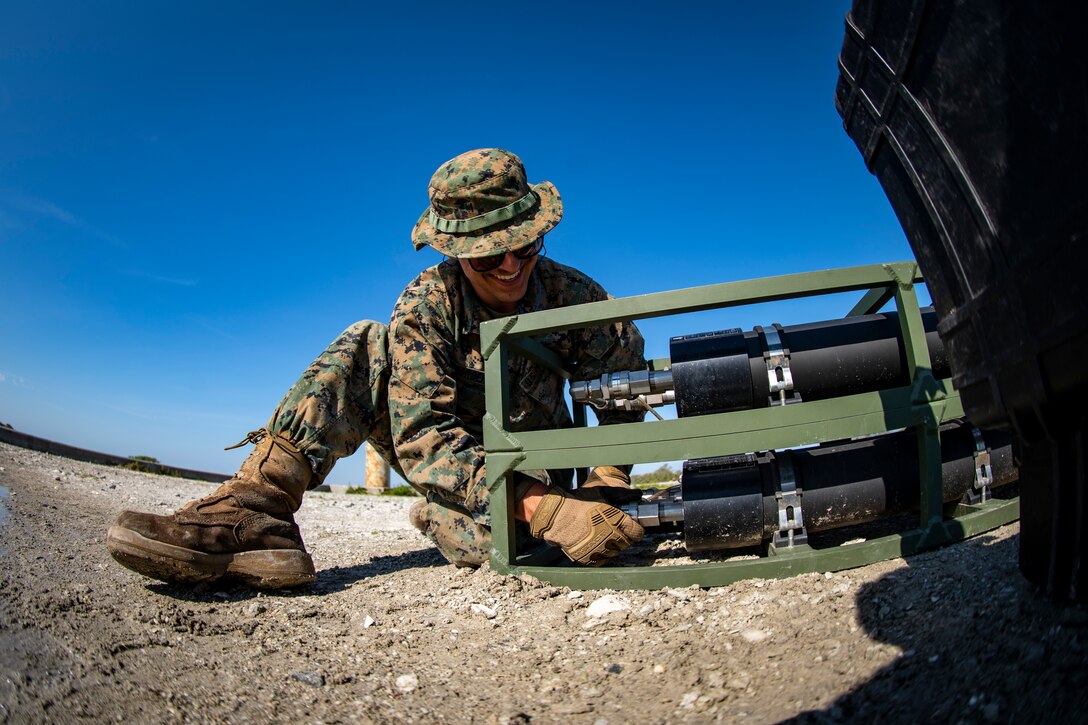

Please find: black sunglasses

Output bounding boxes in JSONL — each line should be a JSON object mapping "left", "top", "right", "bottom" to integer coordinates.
{"left": 467, "top": 236, "right": 545, "bottom": 273}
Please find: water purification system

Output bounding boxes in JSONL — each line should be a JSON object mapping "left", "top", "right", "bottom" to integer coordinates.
{"left": 481, "top": 262, "right": 1020, "bottom": 590}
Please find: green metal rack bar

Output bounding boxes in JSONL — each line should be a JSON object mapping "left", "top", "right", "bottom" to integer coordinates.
{"left": 480, "top": 261, "right": 1019, "bottom": 588}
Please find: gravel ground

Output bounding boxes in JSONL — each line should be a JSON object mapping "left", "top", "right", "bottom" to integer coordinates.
{"left": 1, "top": 439, "right": 1086, "bottom": 723}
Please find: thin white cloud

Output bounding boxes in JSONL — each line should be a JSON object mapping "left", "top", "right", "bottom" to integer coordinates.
{"left": 0, "top": 370, "right": 28, "bottom": 387}
{"left": 12, "top": 193, "right": 80, "bottom": 225}
{"left": 0, "top": 188, "right": 127, "bottom": 248}
{"left": 122, "top": 269, "right": 198, "bottom": 286}
{"left": 186, "top": 316, "right": 239, "bottom": 341}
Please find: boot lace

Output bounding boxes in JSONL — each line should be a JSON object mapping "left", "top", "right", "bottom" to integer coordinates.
{"left": 224, "top": 428, "right": 269, "bottom": 451}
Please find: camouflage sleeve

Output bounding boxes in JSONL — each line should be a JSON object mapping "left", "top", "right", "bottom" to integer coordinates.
{"left": 387, "top": 295, "right": 489, "bottom": 521}
{"left": 570, "top": 276, "right": 648, "bottom": 428}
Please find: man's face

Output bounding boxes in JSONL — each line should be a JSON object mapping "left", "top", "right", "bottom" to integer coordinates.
{"left": 457, "top": 240, "right": 540, "bottom": 313}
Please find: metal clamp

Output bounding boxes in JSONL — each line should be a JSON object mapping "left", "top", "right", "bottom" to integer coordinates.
{"left": 773, "top": 452, "right": 807, "bottom": 548}
{"left": 761, "top": 324, "right": 796, "bottom": 407}
{"left": 969, "top": 427, "right": 993, "bottom": 503}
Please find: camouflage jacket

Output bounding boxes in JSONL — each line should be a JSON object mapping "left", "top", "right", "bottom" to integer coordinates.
{"left": 387, "top": 257, "right": 646, "bottom": 524}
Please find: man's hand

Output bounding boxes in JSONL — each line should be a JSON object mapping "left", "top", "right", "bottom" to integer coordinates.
{"left": 528, "top": 485, "right": 644, "bottom": 565}
{"left": 579, "top": 465, "right": 644, "bottom": 505}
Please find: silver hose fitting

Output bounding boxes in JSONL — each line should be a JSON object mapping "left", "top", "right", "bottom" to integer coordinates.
{"left": 570, "top": 369, "right": 675, "bottom": 410}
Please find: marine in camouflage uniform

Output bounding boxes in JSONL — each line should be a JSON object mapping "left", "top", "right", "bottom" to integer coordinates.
{"left": 106, "top": 148, "right": 647, "bottom": 588}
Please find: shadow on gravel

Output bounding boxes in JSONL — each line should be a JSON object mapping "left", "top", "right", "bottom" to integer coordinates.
{"left": 786, "top": 532, "right": 1088, "bottom": 723}
{"left": 145, "top": 546, "right": 448, "bottom": 601}
{"left": 312, "top": 546, "right": 448, "bottom": 593}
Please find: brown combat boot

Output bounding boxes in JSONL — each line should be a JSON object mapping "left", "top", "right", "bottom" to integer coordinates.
{"left": 106, "top": 430, "right": 317, "bottom": 589}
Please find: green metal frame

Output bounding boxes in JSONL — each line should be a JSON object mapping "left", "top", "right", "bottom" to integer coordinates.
{"left": 480, "top": 261, "right": 1020, "bottom": 590}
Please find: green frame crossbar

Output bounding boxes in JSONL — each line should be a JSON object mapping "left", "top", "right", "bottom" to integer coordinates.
{"left": 480, "top": 261, "right": 1019, "bottom": 590}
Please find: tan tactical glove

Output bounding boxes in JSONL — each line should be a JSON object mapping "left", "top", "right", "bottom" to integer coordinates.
{"left": 579, "top": 465, "right": 643, "bottom": 505}
{"left": 529, "top": 485, "right": 644, "bottom": 565}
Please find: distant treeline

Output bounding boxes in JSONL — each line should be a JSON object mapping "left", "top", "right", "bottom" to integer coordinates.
{"left": 632, "top": 464, "right": 678, "bottom": 487}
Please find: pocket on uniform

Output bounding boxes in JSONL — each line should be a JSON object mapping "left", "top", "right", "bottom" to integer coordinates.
{"left": 454, "top": 364, "right": 487, "bottom": 422}
{"left": 514, "top": 364, "right": 567, "bottom": 427}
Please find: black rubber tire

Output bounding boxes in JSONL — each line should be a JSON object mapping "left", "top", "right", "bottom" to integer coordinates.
{"left": 836, "top": 1, "right": 1088, "bottom": 600}
{"left": 1018, "top": 429, "right": 1088, "bottom": 601}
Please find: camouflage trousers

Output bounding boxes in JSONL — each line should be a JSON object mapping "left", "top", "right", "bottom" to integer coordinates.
{"left": 264, "top": 320, "right": 492, "bottom": 567}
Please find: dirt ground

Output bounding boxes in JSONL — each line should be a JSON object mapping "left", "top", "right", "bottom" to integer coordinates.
{"left": 1, "top": 440, "right": 1086, "bottom": 724}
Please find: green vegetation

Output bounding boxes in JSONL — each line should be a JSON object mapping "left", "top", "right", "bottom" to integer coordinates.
{"left": 632, "top": 464, "right": 678, "bottom": 488}
{"left": 0, "top": 421, "right": 14, "bottom": 430}
{"left": 383, "top": 485, "right": 420, "bottom": 497}
{"left": 345, "top": 485, "right": 420, "bottom": 497}
{"left": 122, "top": 455, "right": 178, "bottom": 476}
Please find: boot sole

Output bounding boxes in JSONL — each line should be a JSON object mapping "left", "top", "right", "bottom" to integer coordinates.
{"left": 106, "top": 526, "right": 316, "bottom": 589}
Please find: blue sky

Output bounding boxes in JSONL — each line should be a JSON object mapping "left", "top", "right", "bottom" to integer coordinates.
{"left": 0, "top": 1, "right": 919, "bottom": 483}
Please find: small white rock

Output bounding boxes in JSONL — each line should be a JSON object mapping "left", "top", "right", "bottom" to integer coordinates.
{"left": 363, "top": 615, "right": 376, "bottom": 628}
{"left": 471, "top": 603, "right": 498, "bottom": 619}
{"left": 567, "top": 591, "right": 584, "bottom": 600}
{"left": 741, "top": 628, "right": 769, "bottom": 643}
{"left": 394, "top": 673, "right": 418, "bottom": 693}
{"left": 679, "top": 691, "right": 699, "bottom": 708}
{"left": 585, "top": 595, "right": 631, "bottom": 618}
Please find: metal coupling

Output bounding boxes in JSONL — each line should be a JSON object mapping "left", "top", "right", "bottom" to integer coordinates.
{"left": 570, "top": 369, "right": 675, "bottom": 408}
{"left": 619, "top": 500, "right": 685, "bottom": 527}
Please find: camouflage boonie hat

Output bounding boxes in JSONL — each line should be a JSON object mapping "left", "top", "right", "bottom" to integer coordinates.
{"left": 411, "top": 148, "right": 563, "bottom": 258}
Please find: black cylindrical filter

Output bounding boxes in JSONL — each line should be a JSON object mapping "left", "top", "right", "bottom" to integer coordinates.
{"left": 680, "top": 453, "right": 767, "bottom": 551}
{"left": 679, "top": 422, "right": 1014, "bottom": 552}
{"left": 669, "top": 328, "right": 752, "bottom": 417}
{"left": 669, "top": 308, "right": 947, "bottom": 418}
